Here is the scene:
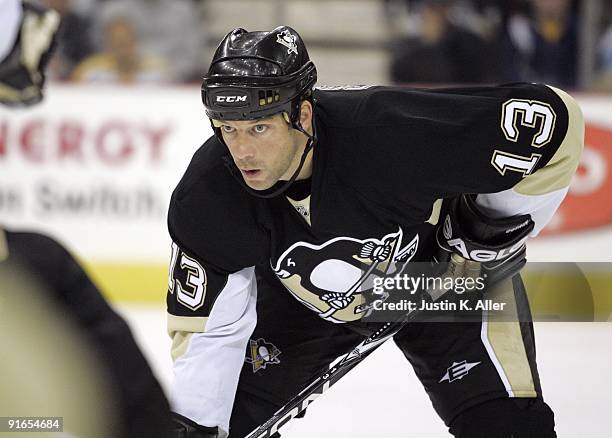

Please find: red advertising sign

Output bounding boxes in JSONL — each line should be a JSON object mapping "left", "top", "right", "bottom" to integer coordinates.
{"left": 542, "top": 123, "right": 612, "bottom": 234}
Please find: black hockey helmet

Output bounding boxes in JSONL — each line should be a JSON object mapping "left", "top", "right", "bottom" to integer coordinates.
{"left": 202, "top": 26, "right": 317, "bottom": 126}
{"left": 202, "top": 26, "right": 318, "bottom": 199}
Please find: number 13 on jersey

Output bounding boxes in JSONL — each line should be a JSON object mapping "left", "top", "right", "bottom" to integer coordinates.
{"left": 168, "top": 242, "right": 208, "bottom": 310}
{"left": 491, "top": 99, "right": 557, "bottom": 177}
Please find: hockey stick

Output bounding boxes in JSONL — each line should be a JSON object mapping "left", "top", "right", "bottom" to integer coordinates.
{"left": 244, "top": 319, "right": 417, "bottom": 438}
{"left": 245, "top": 258, "right": 464, "bottom": 438}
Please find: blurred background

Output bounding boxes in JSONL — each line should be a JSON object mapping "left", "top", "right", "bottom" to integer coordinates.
{"left": 1, "top": 0, "right": 609, "bottom": 292}
{"left": 28, "top": 0, "right": 612, "bottom": 88}
{"left": 1, "top": 0, "right": 611, "bottom": 436}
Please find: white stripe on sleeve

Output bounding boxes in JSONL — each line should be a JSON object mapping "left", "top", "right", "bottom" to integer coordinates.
{"left": 171, "top": 266, "right": 257, "bottom": 437}
{"left": 475, "top": 186, "right": 569, "bottom": 236}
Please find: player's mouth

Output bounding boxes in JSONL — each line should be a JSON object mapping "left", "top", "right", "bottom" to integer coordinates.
{"left": 240, "top": 168, "right": 262, "bottom": 179}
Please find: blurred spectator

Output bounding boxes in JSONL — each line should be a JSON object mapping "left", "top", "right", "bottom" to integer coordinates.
{"left": 92, "top": 0, "right": 206, "bottom": 82}
{"left": 390, "top": 0, "right": 497, "bottom": 84}
{"left": 42, "top": 0, "right": 95, "bottom": 80}
{"left": 599, "top": 26, "right": 612, "bottom": 67}
{"left": 71, "top": 14, "right": 169, "bottom": 84}
{"left": 498, "top": 0, "right": 578, "bottom": 87}
{"left": 592, "top": 11, "right": 612, "bottom": 90}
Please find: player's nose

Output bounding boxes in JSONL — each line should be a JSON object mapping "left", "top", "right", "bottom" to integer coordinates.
{"left": 228, "top": 133, "right": 256, "bottom": 161}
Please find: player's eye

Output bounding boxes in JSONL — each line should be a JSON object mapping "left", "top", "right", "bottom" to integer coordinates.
{"left": 220, "top": 125, "right": 235, "bottom": 133}
{"left": 253, "top": 124, "right": 267, "bottom": 134}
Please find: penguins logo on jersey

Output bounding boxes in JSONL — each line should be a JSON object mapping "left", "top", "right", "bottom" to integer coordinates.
{"left": 272, "top": 229, "right": 419, "bottom": 323}
{"left": 245, "top": 338, "right": 281, "bottom": 373}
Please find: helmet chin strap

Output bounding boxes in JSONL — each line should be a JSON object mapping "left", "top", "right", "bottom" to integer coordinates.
{"left": 222, "top": 115, "right": 317, "bottom": 199}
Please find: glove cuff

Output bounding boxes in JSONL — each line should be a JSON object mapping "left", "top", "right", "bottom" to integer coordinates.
{"left": 171, "top": 413, "right": 219, "bottom": 438}
{"left": 437, "top": 194, "right": 534, "bottom": 263}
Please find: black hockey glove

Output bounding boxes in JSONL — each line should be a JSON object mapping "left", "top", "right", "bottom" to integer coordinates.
{"left": 435, "top": 194, "right": 535, "bottom": 288}
{"left": 0, "top": 1, "right": 60, "bottom": 107}
{"left": 170, "top": 413, "right": 219, "bottom": 438}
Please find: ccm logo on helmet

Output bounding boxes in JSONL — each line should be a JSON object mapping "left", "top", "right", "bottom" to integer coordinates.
{"left": 216, "top": 95, "right": 248, "bottom": 103}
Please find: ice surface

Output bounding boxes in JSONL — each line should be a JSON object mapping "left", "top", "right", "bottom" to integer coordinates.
{"left": 116, "top": 305, "right": 612, "bottom": 437}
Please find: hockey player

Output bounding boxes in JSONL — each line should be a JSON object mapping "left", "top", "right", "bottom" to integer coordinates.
{"left": 167, "top": 26, "right": 583, "bottom": 437}
{"left": 0, "top": 226, "right": 173, "bottom": 437}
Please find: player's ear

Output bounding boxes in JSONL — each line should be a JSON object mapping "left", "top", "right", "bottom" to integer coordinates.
{"left": 299, "top": 100, "right": 313, "bottom": 132}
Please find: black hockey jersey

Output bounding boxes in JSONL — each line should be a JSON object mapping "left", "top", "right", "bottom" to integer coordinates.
{"left": 167, "top": 83, "right": 582, "bottom": 324}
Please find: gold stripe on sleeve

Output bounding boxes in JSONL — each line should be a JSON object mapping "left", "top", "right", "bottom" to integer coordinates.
{"left": 167, "top": 314, "right": 208, "bottom": 333}
{"left": 167, "top": 314, "right": 208, "bottom": 362}
{"left": 169, "top": 331, "right": 194, "bottom": 362}
{"left": 514, "top": 86, "right": 584, "bottom": 195}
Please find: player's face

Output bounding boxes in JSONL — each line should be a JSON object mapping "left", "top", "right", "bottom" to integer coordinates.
{"left": 219, "top": 105, "right": 312, "bottom": 191}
